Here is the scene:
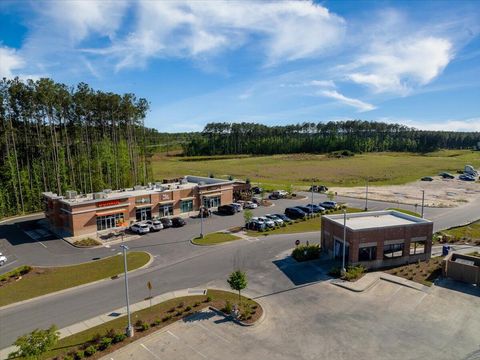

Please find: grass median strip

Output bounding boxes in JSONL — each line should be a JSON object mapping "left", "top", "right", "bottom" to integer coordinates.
{"left": 14, "top": 289, "right": 261, "bottom": 360}
{"left": 386, "top": 208, "right": 422, "bottom": 217}
{"left": 192, "top": 232, "right": 241, "bottom": 245}
{"left": 0, "top": 252, "right": 150, "bottom": 307}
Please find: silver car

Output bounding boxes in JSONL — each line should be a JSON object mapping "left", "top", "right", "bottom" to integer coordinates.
{"left": 145, "top": 220, "right": 163, "bottom": 231}
{"left": 258, "top": 216, "right": 276, "bottom": 228}
{"left": 265, "top": 214, "right": 284, "bottom": 226}
{"left": 130, "top": 222, "right": 150, "bottom": 234}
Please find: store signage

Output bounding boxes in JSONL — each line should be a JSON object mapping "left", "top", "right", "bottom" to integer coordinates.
{"left": 97, "top": 200, "right": 121, "bottom": 207}
{"left": 161, "top": 194, "right": 170, "bottom": 200}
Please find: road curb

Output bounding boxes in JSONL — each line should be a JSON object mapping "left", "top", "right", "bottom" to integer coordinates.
{"left": 0, "top": 252, "right": 153, "bottom": 311}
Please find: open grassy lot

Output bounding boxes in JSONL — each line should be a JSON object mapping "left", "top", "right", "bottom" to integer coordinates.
{"left": 12, "top": 290, "right": 261, "bottom": 360}
{"left": 440, "top": 220, "right": 480, "bottom": 244}
{"left": 245, "top": 208, "right": 363, "bottom": 237}
{"left": 152, "top": 150, "right": 480, "bottom": 189}
{"left": 0, "top": 252, "right": 150, "bottom": 307}
{"left": 192, "top": 232, "right": 241, "bottom": 245}
{"left": 385, "top": 256, "right": 443, "bottom": 286}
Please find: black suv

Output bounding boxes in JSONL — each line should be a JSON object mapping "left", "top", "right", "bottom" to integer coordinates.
{"left": 171, "top": 217, "right": 186, "bottom": 227}
{"left": 218, "top": 204, "right": 236, "bottom": 215}
{"left": 285, "top": 207, "right": 307, "bottom": 219}
{"left": 159, "top": 217, "right": 173, "bottom": 228}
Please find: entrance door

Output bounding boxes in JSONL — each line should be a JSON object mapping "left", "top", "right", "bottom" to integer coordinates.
{"left": 136, "top": 207, "right": 152, "bottom": 221}
{"left": 334, "top": 240, "right": 349, "bottom": 261}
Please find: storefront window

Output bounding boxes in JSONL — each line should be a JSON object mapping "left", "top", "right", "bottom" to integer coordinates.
{"left": 180, "top": 200, "right": 193, "bottom": 213}
{"left": 97, "top": 213, "right": 125, "bottom": 231}
{"left": 159, "top": 204, "right": 174, "bottom": 217}
{"left": 203, "top": 196, "right": 221, "bottom": 208}
{"left": 358, "top": 245, "right": 377, "bottom": 261}
{"left": 136, "top": 207, "right": 152, "bottom": 221}
{"left": 384, "top": 243, "right": 404, "bottom": 259}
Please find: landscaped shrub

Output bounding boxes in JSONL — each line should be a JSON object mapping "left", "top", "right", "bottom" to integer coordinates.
{"left": 193, "top": 301, "right": 200, "bottom": 307}
{"left": 342, "top": 265, "right": 366, "bottom": 281}
{"left": 205, "top": 296, "right": 212, "bottom": 302}
{"left": 222, "top": 300, "right": 233, "bottom": 315}
{"left": 152, "top": 319, "right": 162, "bottom": 326}
{"left": 135, "top": 319, "right": 144, "bottom": 328}
{"left": 167, "top": 307, "right": 175, "bottom": 313}
{"left": 177, "top": 301, "right": 185, "bottom": 308}
{"left": 74, "top": 350, "right": 84, "bottom": 360}
{"left": 64, "top": 355, "right": 74, "bottom": 360}
{"left": 98, "top": 337, "right": 112, "bottom": 350}
{"left": 185, "top": 306, "right": 192, "bottom": 311}
{"left": 84, "top": 346, "right": 96, "bottom": 357}
{"left": 291, "top": 244, "right": 320, "bottom": 262}
{"left": 162, "top": 315, "right": 172, "bottom": 322}
{"left": 112, "top": 334, "right": 126, "bottom": 344}
{"left": 175, "top": 310, "right": 183, "bottom": 317}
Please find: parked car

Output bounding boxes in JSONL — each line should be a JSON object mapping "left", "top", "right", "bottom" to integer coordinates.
{"left": 309, "top": 185, "right": 328, "bottom": 193}
{"left": 171, "top": 217, "right": 186, "bottom": 227}
{"left": 258, "top": 216, "right": 276, "bottom": 228}
{"left": 320, "top": 201, "right": 337, "bottom": 209}
{"left": 130, "top": 222, "right": 150, "bottom": 234}
{"left": 218, "top": 204, "right": 236, "bottom": 215}
{"left": 285, "top": 207, "right": 307, "bottom": 219}
{"left": 251, "top": 186, "right": 263, "bottom": 194}
{"left": 265, "top": 214, "right": 284, "bottom": 226}
{"left": 459, "top": 174, "right": 476, "bottom": 181}
{"left": 231, "top": 203, "right": 243, "bottom": 212}
{"left": 270, "top": 190, "right": 288, "bottom": 199}
{"left": 439, "top": 172, "right": 455, "bottom": 179}
{"left": 159, "top": 217, "right": 173, "bottom": 228}
{"left": 273, "top": 213, "right": 292, "bottom": 223}
{"left": 0, "top": 254, "right": 7, "bottom": 266}
{"left": 244, "top": 201, "right": 258, "bottom": 209}
{"left": 306, "top": 204, "right": 324, "bottom": 213}
{"left": 421, "top": 176, "right": 434, "bottom": 181}
{"left": 295, "top": 205, "right": 314, "bottom": 214}
{"left": 246, "top": 218, "right": 266, "bottom": 231}
{"left": 145, "top": 219, "right": 163, "bottom": 231}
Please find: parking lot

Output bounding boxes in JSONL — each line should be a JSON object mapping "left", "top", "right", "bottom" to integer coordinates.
{"left": 104, "top": 257, "right": 480, "bottom": 360}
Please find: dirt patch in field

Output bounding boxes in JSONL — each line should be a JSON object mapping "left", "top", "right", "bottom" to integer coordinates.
{"left": 331, "top": 177, "right": 480, "bottom": 207}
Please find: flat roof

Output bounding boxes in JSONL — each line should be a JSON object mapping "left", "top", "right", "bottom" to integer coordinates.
{"left": 324, "top": 210, "right": 431, "bottom": 231}
{"left": 43, "top": 175, "right": 235, "bottom": 206}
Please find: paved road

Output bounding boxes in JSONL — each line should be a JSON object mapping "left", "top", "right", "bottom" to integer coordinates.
{"left": 1, "top": 192, "right": 480, "bottom": 348}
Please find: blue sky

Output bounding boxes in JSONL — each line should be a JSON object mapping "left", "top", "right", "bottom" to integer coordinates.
{"left": 1, "top": 0, "right": 479, "bottom": 132}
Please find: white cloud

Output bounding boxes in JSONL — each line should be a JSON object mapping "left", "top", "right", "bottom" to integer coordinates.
{"left": 319, "top": 90, "right": 376, "bottom": 112}
{"left": 0, "top": 46, "right": 25, "bottom": 78}
{"left": 407, "top": 118, "right": 480, "bottom": 132}
{"left": 93, "top": 1, "right": 345, "bottom": 70}
{"left": 345, "top": 36, "right": 453, "bottom": 95}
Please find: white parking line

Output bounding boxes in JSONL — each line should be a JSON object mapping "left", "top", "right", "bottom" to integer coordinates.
{"left": 194, "top": 322, "right": 231, "bottom": 344}
{"left": 166, "top": 330, "right": 207, "bottom": 359}
{"left": 37, "top": 241, "right": 47, "bottom": 248}
{"left": 140, "top": 343, "right": 161, "bottom": 359}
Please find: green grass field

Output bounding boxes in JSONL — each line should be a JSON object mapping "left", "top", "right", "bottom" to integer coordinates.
{"left": 441, "top": 221, "right": 480, "bottom": 243}
{"left": 0, "top": 252, "right": 150, "bottom": 307}
{"left": 192, "top": 232, "right": 241, "bottom": 245}
{"left": 151, "top": 150, "right": 480, "bottom": 189}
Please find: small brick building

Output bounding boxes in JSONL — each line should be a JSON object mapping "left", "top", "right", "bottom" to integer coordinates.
{"left": 321, "top": 210, "right": 433, "bottom": 269}
{"left": 43, "top": 176, "right": 248, "bottom": 238}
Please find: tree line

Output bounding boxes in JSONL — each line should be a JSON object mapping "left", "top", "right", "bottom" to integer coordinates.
{"left": 183, "top": 121, "right": 480, "bottom": 156}
{"left": 0, "top": 77, "right": 161, "bottom": 218}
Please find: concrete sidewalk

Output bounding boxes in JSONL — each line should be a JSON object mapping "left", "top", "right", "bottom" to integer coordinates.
{"left": 0, "top": 287, "right": 208, "bottom": 360}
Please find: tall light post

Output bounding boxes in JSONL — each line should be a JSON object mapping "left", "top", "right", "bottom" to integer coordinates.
{"left": 342, "top": 209, "right": 347, "bottom": 274}
{"left": 421, "top": 190, "right": 425, "bottom": 218}
{"left": 200, "top": 205, "right": 204, "bottom": 239}
{"left": 364, "top": 179, "right": 369, "bottom": 211}
{"left": 120, "top": 245, "right": 134, "bottom": 337}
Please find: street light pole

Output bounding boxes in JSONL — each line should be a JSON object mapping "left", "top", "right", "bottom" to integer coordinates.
{"left": 120, "top": 245, "right": 134, "bottom": 337}
{"left": 421, "top": 190, "right": 425, "bottom": 218}
{"left": 342, "top": 209, "right": 347, "bottom": 274}
{"left": 200, "top": 206, "right": 204, "bottom": 238}
{"left": 364, "top": 179, "right": 369, "bottom": 211}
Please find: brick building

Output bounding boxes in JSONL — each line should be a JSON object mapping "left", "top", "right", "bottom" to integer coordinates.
{"left": 43, "top": 176, "right": 247, "bottom": 238}
{"left": 321, "top": 210, "right": 433, "bottom": 269}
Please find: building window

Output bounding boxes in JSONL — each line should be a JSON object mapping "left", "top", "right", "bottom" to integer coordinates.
{"left": 136, "top": 207, "right": 152, "bottom": 221}
{"left": 159, "top": 204, "right": 174, "bottom": 217}
{"left": 358, "top": 246, "right": 377, "bottom": 261}
{"left": 410, "top": 241, "right": 426, "bottom": 255}
{"left": 384, "top": 243, "right": 404, "bottom": 259}
{"left": 180, "top": 200, "right": 193, "bottom": 213}
{"left": 135, "top": 196, "right": 151, "bottom": 204}
{"left": 97, "top": 213, "right": 125, "bottom": 231}
{"left": 203, "top": 196, "right": 221, "bottom": 208}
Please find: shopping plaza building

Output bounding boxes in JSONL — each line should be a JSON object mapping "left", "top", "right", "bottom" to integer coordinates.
{"left": 43, "top": 176, "right": 248, "bottom": 237}
{"left": 321, "top": 210, "right": 433, "bottom": 269}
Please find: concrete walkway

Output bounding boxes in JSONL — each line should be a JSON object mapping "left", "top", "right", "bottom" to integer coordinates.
{"left": 0, "top": 287, "right": 208, "bottom": 360}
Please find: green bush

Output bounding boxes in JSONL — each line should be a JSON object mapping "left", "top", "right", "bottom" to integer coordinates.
{"left": 135, "top": 319, "right": 144, "bottom": 328}
{"left": 84, "top": 346, "right": 96, "bottom": 357}
{"left": 64, "top": 355, "right": 74, "bottom": 360}
{"left": 153, "top": 319, "right": 162, "bottom": 326}
{"left": 162, "top": 315, "right": 173, "bottom": 322}
{"left": 185, "top": 305, "right": 192, "bottom": 311}
{"left": 205, "top": 295, "right": 212, "bottom": 302}
{"left": 0, "top": 265, "right": 32, "bottom": 282}
{"left": 223, "top": 300, "right": 233, "bottom": 315}
{"left": 112, "top": 334, "right": 126, "bottom": 344}
{"left": 291, "top": 244, "right": 320, "bottom": 262}
{"left": 342, "top": 265, "right": 366, "bottom": 281}
{"left": 140, "top": 322, "right": 150, "bottom": 331}
{"left": 74, "top": 350, "right": 84, "bottom": 360}
{"left": 98, "top": 337, "right": 112, "bottom": 350}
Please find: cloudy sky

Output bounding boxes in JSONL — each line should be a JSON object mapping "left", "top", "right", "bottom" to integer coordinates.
{"left": 1, "top": 0, "right": 479, "bottom": 132}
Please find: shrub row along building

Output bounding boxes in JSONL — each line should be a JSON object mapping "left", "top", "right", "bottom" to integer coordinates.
{"left": 322, "top": 210, "right": 433, "bottom": 269}
{"left": 43, "top": 176, "right": 247, "bottom": 237}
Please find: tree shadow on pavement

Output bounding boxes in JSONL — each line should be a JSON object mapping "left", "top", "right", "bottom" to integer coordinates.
{"left": 182, "top": 310, "right": 218, "bottom": 323}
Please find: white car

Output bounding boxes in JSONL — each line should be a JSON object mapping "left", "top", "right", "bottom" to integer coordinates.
{"left": 265, "top": 214, "right": 284, "bottom": 226}
{"left": 258, "top": 216, "right": 276, "bottom": 228}
{"left": 0, "top": 255, "right": 7, "bottom": 266}
{"left": 145, "top": 220, "right": 163, "bottom": 231}
{"left": 130, "top": 223, "right": 150, "bottom": 234}
{"left": 244, "top": 201, "right": 258, "bottom": 209}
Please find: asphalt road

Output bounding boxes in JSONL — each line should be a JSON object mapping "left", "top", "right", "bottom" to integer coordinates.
{"left": 1, "top": 192, "right": 480, "bottom": 349}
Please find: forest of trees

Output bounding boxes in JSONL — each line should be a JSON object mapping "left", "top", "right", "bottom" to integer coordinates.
{"left": 0, "top": 77, "right": 162, "bottom": 218}
{"left": 183, "top": 121, "right": 480, "bottom": 156}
